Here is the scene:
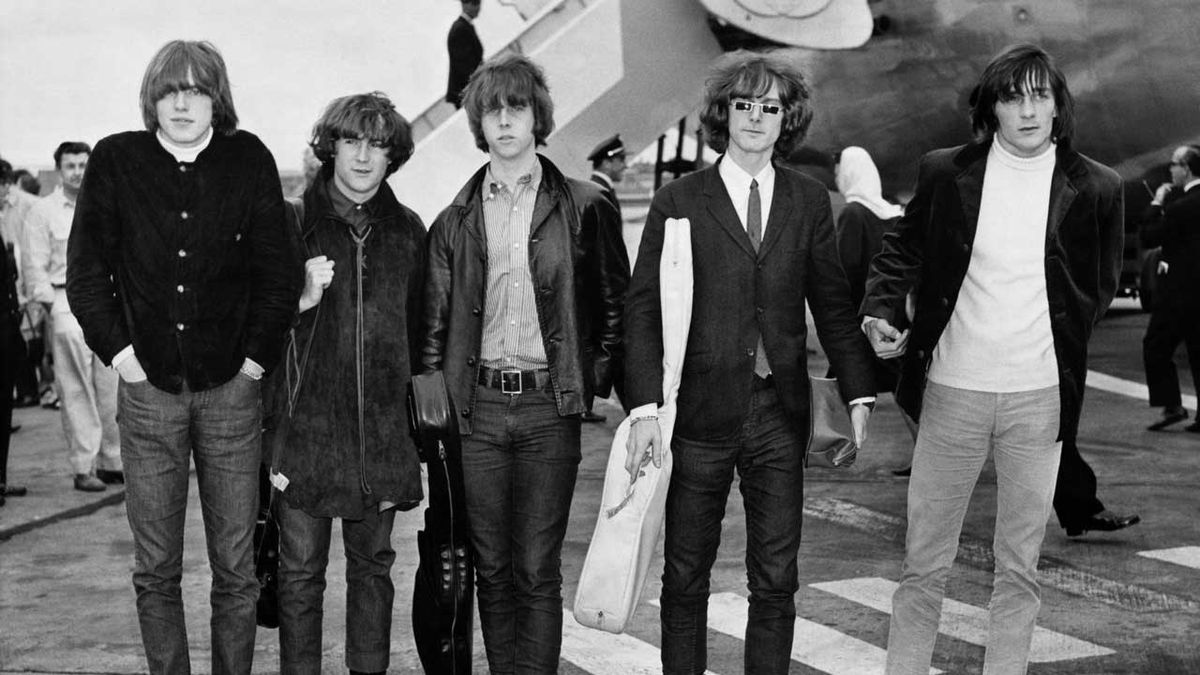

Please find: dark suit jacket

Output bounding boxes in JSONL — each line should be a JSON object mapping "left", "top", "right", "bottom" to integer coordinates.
{"left": 1142, "top": 183, "right": 1200, "bottom": 311}
{"left": 445, "top": 16, "right": 483, "bottom": 106}
{"left": 861, "top": 140, "right": 1124, "bottom": 441}
{"left": 624, "top": 162, "right": 875, "bottom": 441}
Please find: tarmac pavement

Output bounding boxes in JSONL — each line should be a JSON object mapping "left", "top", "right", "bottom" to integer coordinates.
{"left": 3, "top": 304, "right": 1200, "bottom": 673}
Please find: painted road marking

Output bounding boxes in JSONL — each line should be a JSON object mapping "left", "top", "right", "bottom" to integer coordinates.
{"left": 647, "top": 594, "right": 940, "bottom": 674}
{"left": 1086, "top": 369, "right": 1197, "bottom": 410}
{"left": 812, "top": 577, "right": 1114, "bottom": 663}
{"left": 1137, "top": 546, "right": 1200, "bottom": 569}
{"left": 804, "top": 496, "right": 1200, "bottom": 612}
{"left": 561, "top": 610, "right": 722, "bottom": 675}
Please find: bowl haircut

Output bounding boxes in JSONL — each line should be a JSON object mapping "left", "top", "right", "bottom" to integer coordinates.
{"left": 699, "top": 50, "right": 813, "bottom": 159}
{"left": 461, "top": 53, "right": 556, "bottom": 154}
{"left": 140, "top": 40, "right": 239, "bottom": 135}
{"left": 310, "top": 92, "right": 414, "bottom": 177}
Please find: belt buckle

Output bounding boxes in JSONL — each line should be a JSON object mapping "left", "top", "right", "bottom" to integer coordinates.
{"left": 500, "top": 369, "right": 523, "bottom": 395}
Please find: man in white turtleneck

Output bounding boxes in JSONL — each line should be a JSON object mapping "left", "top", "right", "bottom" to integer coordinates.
{"left": 861, "top": 44, "right": 1124, "bottom": 675}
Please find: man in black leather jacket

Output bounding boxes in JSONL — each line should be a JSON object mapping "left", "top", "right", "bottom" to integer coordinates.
{"left": 419, "top": 53, "right": 625, "bottom": 674}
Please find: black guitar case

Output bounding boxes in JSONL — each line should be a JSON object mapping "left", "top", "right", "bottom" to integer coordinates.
{"left": 407, "top": 371, "right": 474, "bottom": 674}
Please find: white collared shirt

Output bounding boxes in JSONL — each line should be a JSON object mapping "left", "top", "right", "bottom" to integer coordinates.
{"left": 719, "top": 155, "right": 775, "bottom": 236}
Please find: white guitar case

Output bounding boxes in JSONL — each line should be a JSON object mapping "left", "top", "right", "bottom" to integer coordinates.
{"left": 574, "top": 217, "right": 692, "bottom": 633}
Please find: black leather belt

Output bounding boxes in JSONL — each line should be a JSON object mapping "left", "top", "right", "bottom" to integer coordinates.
{"left": 477, "top": 366, "right": 551, "bottom": 394}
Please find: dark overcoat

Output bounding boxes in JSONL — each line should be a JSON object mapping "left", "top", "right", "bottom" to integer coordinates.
{"left": 272, "top": 178, "right": 426, "bottom": 518}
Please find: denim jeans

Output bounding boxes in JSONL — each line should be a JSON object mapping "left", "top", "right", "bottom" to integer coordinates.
{"left": 118, "top": 373, "right": 262, "bottom": 675}
{"left": 886, "top": 382, "right": 1061, "bottom": 675}
{"left": 661, "top": 383, "right": 805, "bottom": 675}
{"left": 461, "top": 384, "right": 580, "bottom": 674}
{"left": 277, "top": 500, "right": 397, "bottom": 675}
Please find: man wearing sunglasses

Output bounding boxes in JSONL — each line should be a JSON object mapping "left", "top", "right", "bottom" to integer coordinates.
{"left": 624, "top": 50, "right": 875, "bottom": 674}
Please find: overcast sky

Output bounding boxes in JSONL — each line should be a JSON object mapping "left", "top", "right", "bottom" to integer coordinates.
{"left": 0, "top": 0, "right": 526, "bottom": 171}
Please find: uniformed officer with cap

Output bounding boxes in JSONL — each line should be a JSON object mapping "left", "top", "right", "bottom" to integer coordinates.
{"left": 588, "top": 134, "right": 626, "bottom": 219}
{"left": 583, "top": 133, "right": 630, "bottom": 422}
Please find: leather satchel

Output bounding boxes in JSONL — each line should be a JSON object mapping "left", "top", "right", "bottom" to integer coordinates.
{"left": 806, "top": 376, "right": 858, "bottom": 468}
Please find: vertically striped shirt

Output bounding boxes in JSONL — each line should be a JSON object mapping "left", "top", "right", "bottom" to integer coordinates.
{"left": 480, "top": 160, "right": 548, "bottom": 370}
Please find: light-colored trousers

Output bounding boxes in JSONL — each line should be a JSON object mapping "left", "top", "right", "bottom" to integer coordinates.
{"left": 886, "top": 381, "right": 1061, "bottom": 675}
{"left": 52, "top": 295, "right": 120, "bottom": 475}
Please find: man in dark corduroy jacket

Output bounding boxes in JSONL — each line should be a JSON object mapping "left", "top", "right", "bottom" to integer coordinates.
{"left": 66, "top": 40, "right": 301, "bottom": 675}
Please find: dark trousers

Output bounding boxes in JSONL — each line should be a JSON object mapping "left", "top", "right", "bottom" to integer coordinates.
{"left": 661, "top": 382, "right": 805, "bottom": 675}
{"left": 277, "top": 500, "right": 397, "bottom": 675}
{"left": 1052, "top": 437, "right": 1105, "bottom": 529}
{"left": 10, "top": 318, "right": 37, "bottom": 401}
{"left": 460, "top": 384, "right": 580, "bottom": 674}
{"left": 1, "top": 322, "right": 19, "bottom": 485}
{"left": 1142, "top": 305, "right": 1200, "bottom": 408}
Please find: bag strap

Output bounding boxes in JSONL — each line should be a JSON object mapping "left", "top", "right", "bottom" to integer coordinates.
{"left": 281, "top": 195, "right": 322, "bottom": 421}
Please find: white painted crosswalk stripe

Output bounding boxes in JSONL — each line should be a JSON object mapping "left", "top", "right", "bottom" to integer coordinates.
{"left": 1137, "top": 546, "right": 1200, "bottom": 569}
{"left": 805, "top": 496, "right": 1200, "bottom": 612}
{"left": 561, "top": 610, "right": 722, "bottom": 674}
{"left": 647, "top": 593, "right": 940, "bottom": 674}
{"left": 1086, "top": 368, "right": 1197, "bottom": 409}
{"left": 811, "top": 577, "right": 1115, "bottom": 664}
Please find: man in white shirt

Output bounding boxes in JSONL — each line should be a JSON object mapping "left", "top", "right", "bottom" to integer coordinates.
{"left": 861, "top": 44, "right": 1124, "bottom": 674}
{"left": 23, "top": 141, "right": 120, "bottom": 492}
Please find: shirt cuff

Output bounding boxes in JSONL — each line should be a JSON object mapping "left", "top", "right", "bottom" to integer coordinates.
{"left": 111, "top": 345, "right": 136, "bottom": 369}
{"left": 849, "top": 397, "right": 876, "bottom": 407}
{"left": 241, "top": 357, "right": 265, "bottom": 380}
{"left": 630, "top": 403, "right": 658, "bottom": 419}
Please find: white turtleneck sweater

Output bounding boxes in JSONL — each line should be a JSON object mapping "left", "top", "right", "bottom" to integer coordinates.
{"left": 927, "top": 141, "right": 1059, "bottom": 392}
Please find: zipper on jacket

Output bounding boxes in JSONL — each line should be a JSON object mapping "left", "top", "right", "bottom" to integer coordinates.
{"left": 351, "top": 227, "right": 372, "bottom": 496}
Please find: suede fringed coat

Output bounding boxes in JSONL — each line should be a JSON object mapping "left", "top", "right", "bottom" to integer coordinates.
{"left": 272, "top": 178, "right": 426, "bottom": 519}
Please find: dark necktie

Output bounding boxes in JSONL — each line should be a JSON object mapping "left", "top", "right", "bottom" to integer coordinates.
{"left": 748, "top": 179, "right": 770, "bottom": 377}
{"left": 748, "top": 178, "right": 762, "bottom": 251}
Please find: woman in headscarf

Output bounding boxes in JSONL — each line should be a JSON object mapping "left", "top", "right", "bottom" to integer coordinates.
{"left": 832, "top": 146, "right": 917, "bottom": 472}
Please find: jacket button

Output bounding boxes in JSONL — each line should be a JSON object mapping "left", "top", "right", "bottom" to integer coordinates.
{"left": 940, "top": 297, "right": 949, "bottom": 307}
{"left": 756, "top": 307, "right": 764, "bottom": 314}
{"left": 467, "top": 357, "right": 476, "bottom": 366}
{"left": 176, "top": 285, "right": 185, "bottom": 293}
{"left": 961, "top": 243, "right": 970, "bottom": 252}
{"left": 471, "top": 307, "right": 481, "bottom": 316}
{"left": 177, "top": 249, "right": 187, "bottom": 258}
{"left": 916, "top": 349, "right": 926, "bottom": 359}
{"left": 176, "top": 323, "right": 186, "bottom": 331}
{"left": 461, "top": 408, "right": 471, "bottom": 418}
{"left": 180, "top": 211, "right": 189, "bottom": 220}
{"left": 746, "top": 348, "right": 754, "bottom": 357}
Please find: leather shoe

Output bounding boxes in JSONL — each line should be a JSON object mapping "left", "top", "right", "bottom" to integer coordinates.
{"left": 74, "top": 473, "right": 107, "bottom": 492}
{"left": 1147, "top": 408, "right": 1188, "bottom": 431}
{"left": 1065, "top": 510, "right": 1141, "bottom": 537}
{"left": 0, "top": 484, "right": 28, "bottom": 497}
{"left": 96, "top": 469, "right": 125, "bottom": 485}
{"left": 580, "top": 410, "right": 607, "bottom": 423}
